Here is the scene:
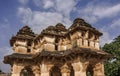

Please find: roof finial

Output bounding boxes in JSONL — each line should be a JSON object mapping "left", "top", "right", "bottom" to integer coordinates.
{"left": 73, "top": 18, "right": 84, "bottom": 23}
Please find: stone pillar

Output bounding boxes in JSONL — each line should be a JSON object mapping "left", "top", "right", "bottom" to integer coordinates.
{"left": 84, "top": 39, "right": 88, "bottom": 47}
{"left": 61, "top": 64, "right": 70, "bottom": 76}
{"left": 11, "top": 64, "right": 24, "bottom": 76}
{"left": 90, "top": 41, "right": 94, "bottom": 48}
{"left": 72, "top": 61, "right": 88, "bottom": 76}
{"left": 95, "top": 41, "right": 99, "bottom": 50}
{"left": 77, "top": 38, "right": 82, "bottom": 47}
{"left": 58, "top": 45, "right": 67, "bottom": 51}
{"left": 93, "top": 63, "right": 105, "bottom": 76}
{"left": 32, "top": 66, "right": 40, "bottom": 76}
{"left": 34, "top": 73, "right": 40, "bottom": 76}
{"left": 40, "top": 64, "right": 52, "bottom": 76}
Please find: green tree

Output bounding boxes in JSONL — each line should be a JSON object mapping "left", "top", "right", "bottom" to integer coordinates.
{"left": 102, "top": 35, "right": 120, "bottom": 76}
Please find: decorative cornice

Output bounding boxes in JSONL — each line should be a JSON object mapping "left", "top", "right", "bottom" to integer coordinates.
{"left": 4, "top": 47, "right": 113, "bottom": 64}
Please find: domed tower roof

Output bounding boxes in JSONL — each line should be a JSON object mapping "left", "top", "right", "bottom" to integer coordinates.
{"left": 69, "top": 18, "right": 102, "bottom": 36}
{"left": 41, "top": 23, "right": 67, "bottom": 36}
{"left": 55, "top": 23, "right": 67, "bottom": 32}
{"left": 73, "top": 18, "right": 85, "bottom": 23}
{"left": 41, "top": 25, "right": 56, "bottom": 35}
{"left": 17, "top": 26, "right": 35, "bottom": 36}
{"left": 10, "top": 26, "right": 37, "bottom": 46}
{"left": 69, "top": 18, "right": 92, "bottom": 29}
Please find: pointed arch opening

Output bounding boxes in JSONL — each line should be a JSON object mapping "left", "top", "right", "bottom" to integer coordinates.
{"left": 20, "top": 66, "right": 35, "bottom": 76}
{"left": 50, "top": 66, "right": 61, "bottom": 76}
{"left": 86, "top": 65, "right": 93, "bottom": 76}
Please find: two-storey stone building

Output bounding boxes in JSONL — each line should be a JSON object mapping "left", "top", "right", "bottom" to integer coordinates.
{"left": 4, "top": 18, "right": 112, "bottom": 76}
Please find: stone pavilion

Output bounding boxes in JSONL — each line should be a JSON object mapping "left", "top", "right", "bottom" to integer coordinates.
{"left": 4, "top": 18, "right": 112, "bottom": 76}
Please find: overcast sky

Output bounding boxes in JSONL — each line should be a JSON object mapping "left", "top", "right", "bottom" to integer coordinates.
{"left": 0, "top": 0, "right": 120, "bottom": 73}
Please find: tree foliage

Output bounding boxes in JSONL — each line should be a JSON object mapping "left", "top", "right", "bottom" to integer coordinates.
{"left": 102, "top": 35, "right": 120, "bottom": 76}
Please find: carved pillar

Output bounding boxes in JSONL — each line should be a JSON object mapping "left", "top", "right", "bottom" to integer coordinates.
{"left": 90, "top": 40, "right": 95, "bottom": 48}
{"left": 11, "top": 64, "right": 24, "bottom": 76}
{"left": 32, "top": 66, "right": 40, "bottom": 76}
{"left": 77, "top": 38, "right": 82, "bottom": 47}
{"left": 84, "top": 39, "right": 88, "bottom": 47}
{"left": 40, "top": 63, "right": 52, "bottom": 76}
{"left": 93, "top": 63, "right": 105, "bottom": 76}
{"left": 95, "top": 41, "right": 99, "bottom": 50}
{"left": 33, "top": 70, "right": 40, "bottom": 76}
{"left": 72, "top": 61, "right": 88, "bottom": 76}
{"left": 61, "top": 64, "right": 70, "bottom": 76}
{"left": 58, "top": 45, "right": 67, "bottom": 51}
{"left": 83, "top": 31, "right": 89, "bottom": 47}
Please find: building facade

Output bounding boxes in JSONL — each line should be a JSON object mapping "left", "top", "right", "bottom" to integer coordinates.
{"left": 4, "top": 18, "right": 112, "bottom": 76}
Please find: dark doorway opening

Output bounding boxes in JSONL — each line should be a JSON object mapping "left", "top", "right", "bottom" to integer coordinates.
{"left": 86, "top": 65, "right": 93, "bottom": 76}
{"left": 50, "top": 66, "right": 61, "bottom": 76}
{"left": 20, "top": 66, "right": 35, "bottom": 76}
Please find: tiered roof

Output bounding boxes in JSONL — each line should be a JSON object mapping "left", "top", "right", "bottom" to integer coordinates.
{"left": 69, "top": 18, "right": 102, "bottom": 36}
{"left": 10, "top": 26, "right": 37, "bottom": 46}
{"left": 40, "top": 23, "right": 67, "bottom": 37}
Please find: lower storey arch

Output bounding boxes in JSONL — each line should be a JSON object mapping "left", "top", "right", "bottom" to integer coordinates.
{"left": 50, "top": 66, "right": 62, "bottom": 76}
{"left": 20, "top": 66, "right": 35, "bottom": 76}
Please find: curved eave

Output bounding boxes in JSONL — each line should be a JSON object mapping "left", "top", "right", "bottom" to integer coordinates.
{"left": 33, "top": 47, "right": 113, "bottom": 63}
{"left": 3, "top": 53, "right": 34, "bottom": 64}
{"left": 4, "top": 48, "right": 113, "bottom": 64}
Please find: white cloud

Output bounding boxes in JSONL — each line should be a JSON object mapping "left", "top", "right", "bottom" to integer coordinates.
{"left": 29, "top": 12, "right": 64, "bottom": 33}
{"left": 110, "top": 18, "right": 120, "bottom": 28}
{"left": 17, "top": 7, "right": 72, "bottom": 33}
{"left": 0, "top": 47, "right": 12, "bottom": 57}
{"left": 0, "top": 18, "right": 10, "bottom": 29}
{"left": 55, "top": 0, "right": 76, "bottom": 17}
{"left": 19, "top": 0, "right": 29, "bottom": 5}
{"left": 33, "top": 0, "right": 77, "bottom": 17}
{"left": 17, "top": 0, "right": 120, "bottom": 47}
{"left": 77, "top": 2, "right": 120, "bottom": 24}
{"left": 81, "top": 15, "right": 98, "bottom": 24}
{"left": 0, "top": 47, "right": 12, "bottom": 73}
{"left": 78, "top": 4, "right": 99, "bottom": 24}
{"left": 18, "top": 0, "right": 77, "bottom": 33}
{"left": 33, "top": 0, "right": 43, "bottom": 7}
{"left": 93, "top": 4, "right": 120, "bottom": 18}
{"left": 100, "top": 30, "right": 112, "bottom": 46}
{"left": 43, "top": 0, "right": 54, "bottom": 9}
{"left": 0, "top": 18, "right": 10, "bottom": 41}
{"left": 99, "top": 18, "right": 120, "bottom": 46}
{"left": 17, "top": 0, "right": 77, "bottom": 33}
{"left": 18, "top": 7, "right": 32, "bottom": 24}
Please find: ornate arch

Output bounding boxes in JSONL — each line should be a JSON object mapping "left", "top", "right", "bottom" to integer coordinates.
{"left": 50, "top": 66, "right": 61, "bottom": 76}
{"left": 20, "top": 66, "right": 35, "bottom": 76}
